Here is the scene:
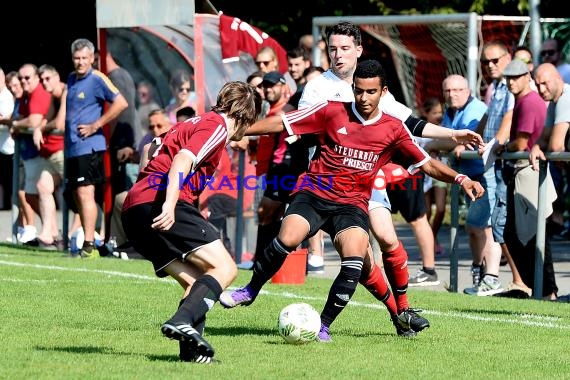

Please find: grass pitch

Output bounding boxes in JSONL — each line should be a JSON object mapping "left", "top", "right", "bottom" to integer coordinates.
{"left": 1, "top": 244, "right": 568, "bottom": 379}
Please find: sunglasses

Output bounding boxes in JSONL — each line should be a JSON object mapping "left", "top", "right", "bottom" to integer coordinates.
{"left": 18, "top": 75, "right": 32, "bottom": 81}
{"left": 540, "top": 49, "right": 556, "bottom": 57}
{"left": 179, "top": 87, "right": 191, "bottom": 93}
{"left": 40, "top": 76, "right": 51, "bottom": 82}
{"left": 480, "top": 54, "right": 506, "bottom": 66}
{"left": 255, "top": 60, "right": 271, "bottom": 66}
{"left": 149, "top": 124, "right": 162, "bottom": 130}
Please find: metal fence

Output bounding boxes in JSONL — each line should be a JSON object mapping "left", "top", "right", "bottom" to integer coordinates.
{"left": 448, "top": 150, "right": 570, "bottom": 300}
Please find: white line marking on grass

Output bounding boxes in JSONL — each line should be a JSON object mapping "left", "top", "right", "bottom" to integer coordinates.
{"left": 0, "top": 259, "right": 175, "bottom": 283}
{"left": 1, "top": 258, "right": 567, "bottom": 330}
{"left": 251, "top": 288, "right": 570, "bottom": 330}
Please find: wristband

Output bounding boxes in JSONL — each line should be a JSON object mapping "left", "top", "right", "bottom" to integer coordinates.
{"left": 454, "top": 174, "right": 469, "bottom": 186}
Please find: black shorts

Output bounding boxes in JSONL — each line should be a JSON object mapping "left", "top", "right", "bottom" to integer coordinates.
{"left": 263, "top": 163, "right": 299, "bottom": 203}
{"left": 284, "top": 191, "right": 369, "bottom": 240}
{"left": 122, "top": 200, "right": 221, "bottom": 277}
{"left": 386, "top": 175, "right": 426, "bottom": 222}
{"left": 66, "top": 151, "right": 105, "bottom": 188}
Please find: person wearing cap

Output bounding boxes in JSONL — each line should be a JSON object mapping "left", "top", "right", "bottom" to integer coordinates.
{"left": 243, "top": 70, "right": 310, "bottom": 272}
{"left": 498, "top": 58, "right": 558, "bottom": 299}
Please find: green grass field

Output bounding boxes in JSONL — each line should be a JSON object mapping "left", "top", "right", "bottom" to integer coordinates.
{"left": 1, "top": 244, "right": 569, "bottom": 379}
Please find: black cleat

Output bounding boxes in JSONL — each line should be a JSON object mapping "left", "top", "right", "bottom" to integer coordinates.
{"left": 391, "top": 315, "right": 417, "bottom": 337}
{"left": 397, "top": 308, "right": 430, "bottom": 332}
{"left": 179, "top": 341, "right": 217, "bottom": 364}
{"left": 162, "top": 322, "right": 215, "bottom": 359}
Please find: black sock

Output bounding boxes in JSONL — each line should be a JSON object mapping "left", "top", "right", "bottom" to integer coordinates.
{"left": 254, "top": 221, "right": 282, "bottom": 259}
{"left": 320, "top": 256, "right": 363, "bottom": 328}
{"left": 172, "top": 275, "right": 222, "bottom": 326}
{"left": 250, "top": 237, "right": 296, "bottom": 292}
{"left": 82, "top": 241, "right": 94, "bottom": 253}
{"left": 422, "top": 267, "right": 436, "bottom": 275}
{"left": 178, "top": 299, "right": 205, "bottom": 335}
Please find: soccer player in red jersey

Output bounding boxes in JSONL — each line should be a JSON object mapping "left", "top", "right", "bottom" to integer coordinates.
{"left": 121, "top": 81, "right": 262, "bottom": 363}
{"left": 220, "top": 60, "right": 484, "bottom": 341}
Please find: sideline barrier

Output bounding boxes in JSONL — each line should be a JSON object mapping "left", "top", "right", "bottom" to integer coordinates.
{"left": 447, "top": 150, "right": 570, "bottom": 300}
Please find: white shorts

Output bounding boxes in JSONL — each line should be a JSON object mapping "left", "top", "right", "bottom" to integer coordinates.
{"left": 368, "top": 187, "right": 391, "bottom": 211}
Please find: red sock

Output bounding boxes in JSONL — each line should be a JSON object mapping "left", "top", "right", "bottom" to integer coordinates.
{"left": 362, "top": 264, "right": 398, "bottom": 316}
{"left": 382, "top": 241, "right": 409, "bottom": 312}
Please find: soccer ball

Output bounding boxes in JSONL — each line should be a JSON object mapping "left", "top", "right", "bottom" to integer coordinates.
{"left": 277, "top": 303, "right": 321, "bottom": 344}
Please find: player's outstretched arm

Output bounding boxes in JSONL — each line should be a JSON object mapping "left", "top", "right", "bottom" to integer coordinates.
{"left": 245, "top": 115, "right": 284, "bottom": 136}
{"left": 420, "top": 158, "right": 484, "bottom": 201}
{"left": 422, "top": 123, "right": 484, "bottom": 150}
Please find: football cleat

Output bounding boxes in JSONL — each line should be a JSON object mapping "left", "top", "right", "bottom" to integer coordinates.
{"left": 219, "top": 285, "right": 257, "bottom": 308}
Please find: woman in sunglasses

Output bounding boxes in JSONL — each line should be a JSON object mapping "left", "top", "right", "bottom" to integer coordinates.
{"left": 165, "top": 69, "right": 197, "bottom": 124}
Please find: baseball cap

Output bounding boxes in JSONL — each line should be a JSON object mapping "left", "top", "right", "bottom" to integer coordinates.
{"left": 503, "top": 59, "right": 529, "bottom": 77}
{"left": 262, "top": 71, "right": 286, "bottom": 85}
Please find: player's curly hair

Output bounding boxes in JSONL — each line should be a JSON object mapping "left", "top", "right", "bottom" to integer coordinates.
{"left": 354, "top": 59, "right": 387, "bottom": 87}
{"left": 212, "top": 81, "right": 262, "bottom": 133}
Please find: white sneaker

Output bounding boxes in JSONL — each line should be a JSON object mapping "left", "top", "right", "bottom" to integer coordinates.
{"left": 19, "top": 225, "right": 37, "bottom": 244}
{"left": 463, "top": 275, "right": 503, "bottom": 296}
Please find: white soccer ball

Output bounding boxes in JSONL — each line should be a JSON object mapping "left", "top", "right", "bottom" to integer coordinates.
{"left": 277, "top": 303, "right": 321, "bottom": 344}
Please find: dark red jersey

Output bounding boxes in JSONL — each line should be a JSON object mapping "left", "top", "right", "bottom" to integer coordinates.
{"left": 123, "top": 112, "right": 229, "bottom": 210}
{"left": 282, "top": 101, "right": 429, "bottom": 212}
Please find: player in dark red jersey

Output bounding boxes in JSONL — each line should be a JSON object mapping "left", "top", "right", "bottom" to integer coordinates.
{"left": 220, "top": 60, "right": 484, "bottom": 341}
{"left": 121, "top": 81, "right": 261, "bottom": 363}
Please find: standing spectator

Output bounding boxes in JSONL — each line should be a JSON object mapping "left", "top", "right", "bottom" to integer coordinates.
{"left": 540, "top": 38, "right": 570, "bottom": 84}
{"left": 4, "top": 71, "right": 36, "bottom": 243}
{"left": 110, "top": 108, "right": 173, "bottom": 255}
{"left": 536, "top": 46, "right": 570, "bottom": 236}
{"left": 286, "top": 46, "right": 311, "bottom": 108}
{"left": 29, "top": 64, "right": 66, "bottom": 249}
{"left": 530, "top": 63, "right": 570, "bottom": 298}
{"left": 175, "top": 106, "right": 196, "bottom": 122}
{"left": 121, "top": 81, "right": 262, "bottom": 363}
{"left": 254, "top": 46, "right": 297, "bottom": 95}
{"left": 249, "top": 72, "right": 301, "bottom": 272}
{"left": 64, "top": 38, "right": 128, "bottom": 259}
{"left": 418, "top": 97, "right": 447, "bottom": 256}
{"left": 10, "top": 64, "right": 51, "bottom": 247}
{"left": 135, "top": 80, "right": 161, "bottom": 136}
{"left": 0, "top": 67, "right": 15, "bottom": 210}
{"left": 104, "top": 51, "right": 140, "bottom": 194}
{"left": 463, "top": 40, "right": 513, "bottom": 296}
{"left": 500, "top": 59, "right": 553, "bottom": 299}
{"left": 165, "top": 69, "right": 197, "bottom": 124}
{"left": 513, "top": 46, "right": 539, "bottom": 93}
{"left": 298, "top": 34, "right": 330, "bottom": 70}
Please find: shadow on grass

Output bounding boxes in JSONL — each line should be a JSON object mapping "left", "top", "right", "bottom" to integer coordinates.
{"left": 36, "top": 345, "right": 181, "bottom": 362}
{"left": 36, "top": 345, "right": 123, "bottom": 355}
{"left": 206, "top": 326, "right": 276, "bottom": 337}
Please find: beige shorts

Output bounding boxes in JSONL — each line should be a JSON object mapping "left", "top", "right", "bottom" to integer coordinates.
{"left": 22, "top": 151, "right": 64, "bottom": 194}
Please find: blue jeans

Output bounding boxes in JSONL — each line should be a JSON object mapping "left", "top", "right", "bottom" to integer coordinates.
{"left": 491, "top": 162, "right": 507, "bottom": 244}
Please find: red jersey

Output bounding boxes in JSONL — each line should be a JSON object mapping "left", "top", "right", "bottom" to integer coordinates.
{"left": 282, "top": 101, "right": 429, "bottom": 212}
{"left": 123, "top": 112, "right": 229, "bottom": 210}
